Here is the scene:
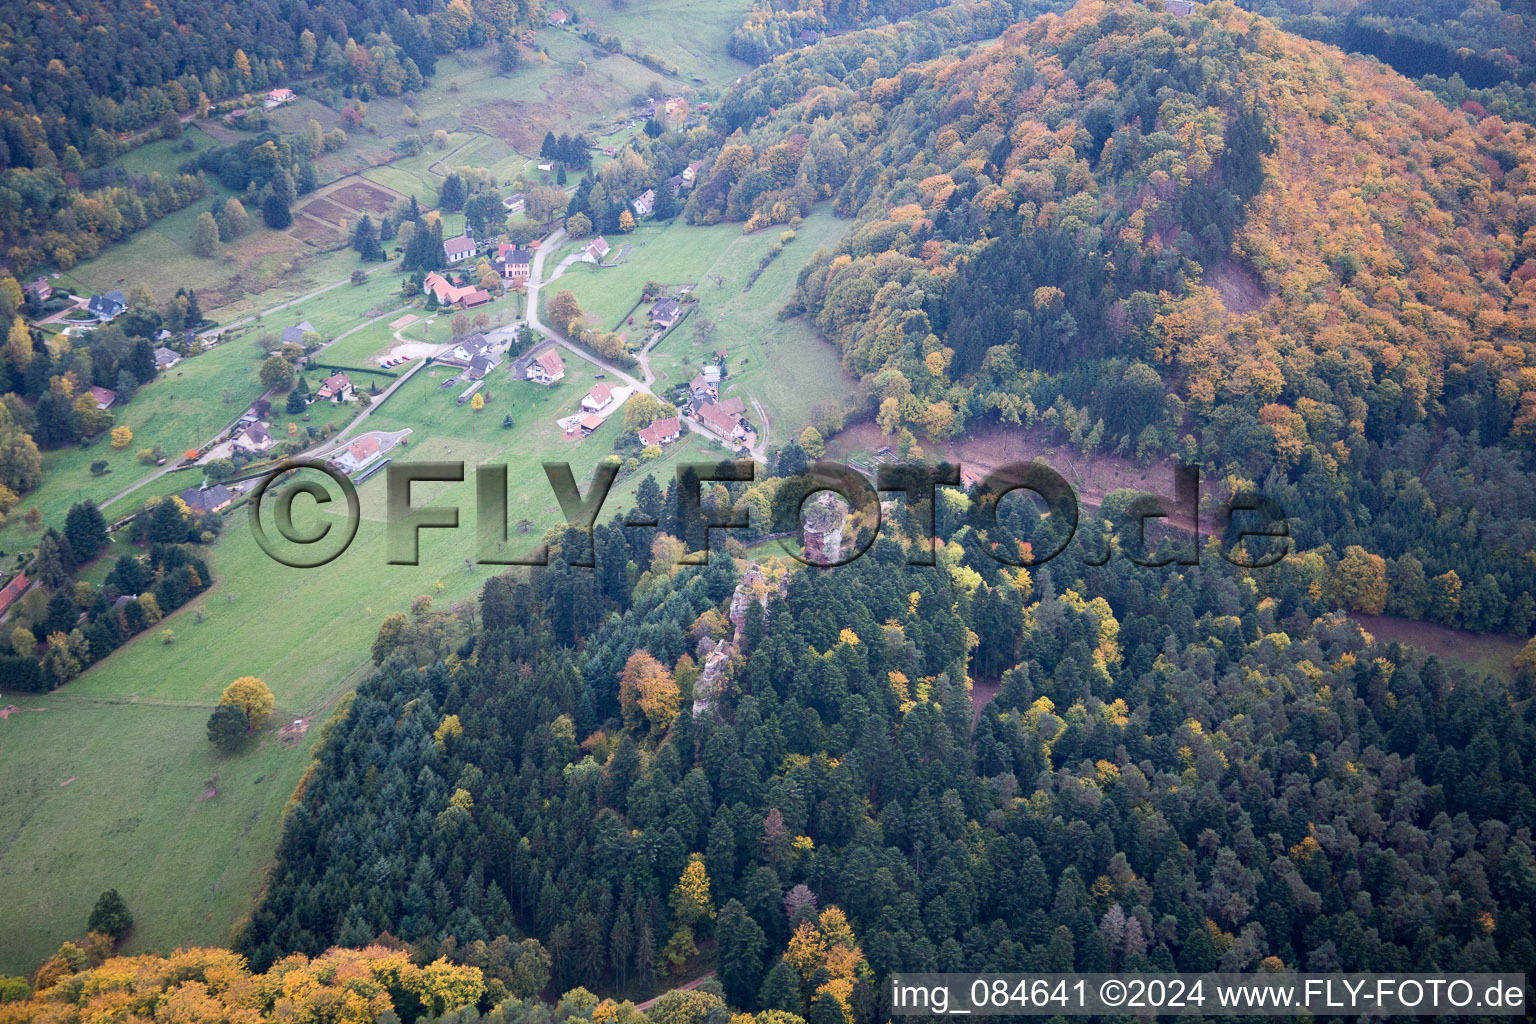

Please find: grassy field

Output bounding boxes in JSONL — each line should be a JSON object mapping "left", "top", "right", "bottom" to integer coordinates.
{"left": 113, "top": 126, "right": 223, "bottom": 178}
{"left": 0, "top": 354, "right": 717, "bottom": 972}
{"left": 558, "top": 208, "right": 856, "bottom": 437}
{"left": 0, "top": 696, "right": 324, "bottom": 973}
{"left": 0, "top": 341, "right": 270, "bottom": 552}
{"left": 564, "top": 0, "right": 756, "bottom": 88}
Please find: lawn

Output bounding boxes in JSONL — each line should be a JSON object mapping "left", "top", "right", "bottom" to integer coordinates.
{"left": 559, "top": 208, "right": 857, "bottom": 438}
{"left": 0, "top": 355, "right": 719, "bottom": 971}
{"left": 0, "top": 341, "right": 269, "bottom": 553}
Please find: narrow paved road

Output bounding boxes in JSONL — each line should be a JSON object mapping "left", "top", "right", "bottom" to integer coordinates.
{"left": 99, "top": 299, "right": 409, "bottom": 511}
{"left": 525, "top": 229, "right": 653, "bottom": 392}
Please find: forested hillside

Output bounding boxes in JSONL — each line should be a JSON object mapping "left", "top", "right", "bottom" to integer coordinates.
{"left": 235, "top": 467, "right": 1536, "bottom": 1009}
{"left": 0, "top": 0, "right": 536, "bottom": 265}
{"left": 1235, "top": 0, "right": 1536, "bottom": 124}
{"left": 681, "top": 0, "right": 1536, "bottom": 636}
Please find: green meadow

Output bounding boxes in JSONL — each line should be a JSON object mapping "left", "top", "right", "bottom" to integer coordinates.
{"left": 0, "top": 354, "right": 718, "bottom": 972}
{"left": 559, "top": 208, "right": 856, "bottom": 436}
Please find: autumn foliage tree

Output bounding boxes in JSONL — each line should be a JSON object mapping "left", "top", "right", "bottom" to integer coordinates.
{"left": 219, "top": 676, "right": 274, "bottom": 729}
{"left": 619, "top": 649, "right": 680, "bottom": 732}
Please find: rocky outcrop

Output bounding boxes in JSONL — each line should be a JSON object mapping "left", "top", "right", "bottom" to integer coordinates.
{"left": 694, "top": 564, "right": 789, "bottom": 717}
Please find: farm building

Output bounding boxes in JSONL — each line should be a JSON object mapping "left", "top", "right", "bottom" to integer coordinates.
{"left": 180, "top": 485, "right": 234, "bottom": 514}
{"left": 638, "top": 417, "right": 680, "bottom": 446}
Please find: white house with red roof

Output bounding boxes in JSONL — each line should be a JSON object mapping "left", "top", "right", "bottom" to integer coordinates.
{"left": 638, "top": 417, "right": 680, "bottom": 447}
{"left": 581, "top": 382, "right": 615, "bottom": 412}
{"left": 528, "top": 349, "right": 565, "bottom": 384}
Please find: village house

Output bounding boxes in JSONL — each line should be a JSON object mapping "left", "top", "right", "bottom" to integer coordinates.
{"left": 439, "top": 334, "right": 497, "bottom": 369}
{"left": 179, "top": 484, "right": 234, "bottom": 514}
{"left": 465, "top": 351, "right": 501, "bottom": 380}
{"left": 153, "top": 347, "right": 182, "bottom": 370}
{"left": 651, "top": 296, "right": 682, "bottom": 330}
{"left": 632, "top": 189, "right": 655, "bottom": 218}
{"left": 332, "top": 434, "right": 385, "bottom": 475}
{"left": 443, "top": 234, "right": 477, "bottom": 264}
{"left": 637, "top": 416, "right": 680, "bottom": 447}
{"left": 578, "top": 413, "right": 604, "bottom": 436}
{"left": 695, "top": 397, "right": 749, "bottom": 443}
{"left": 526, "top": 348, "right": 566, "bottom": 385}
{"left": 317, "top": 371, "right": 353, "bottom": 402}
{"left": 88, "top": 290, "right": 126, "bottom": 322}
{"left": 281, "top": 321, "right": 317, "bottom": 347}
{"left": 547, "top": 8, "right": 569, "bottom": 24}
{"left": 89, "top": 386, "right": 116, "bottom": 410}
{"left": 501, "top": 192, "right": 526, "bottom": 214}
{"left": 681, "top": 162, "right": 701, "bottom": 187}
{"left": 423, "top": 271, "right": 487, "bottom": 307}
{"left": 581, "top": 382, "right": 615, "bottom": 413}
{"left": 0, "top": 571, "right": 30, "bottom": 618}
{"left": 22, "top": 278, "right": 51, "bottom": 304}
{"left": 689, "top": 371, "right": 716, "bottom": 402}
{"left": 583, "top": 236, "right": 610, "bottom": 263}
{"left": 652, "top": 96, "right": 689, "bottom": 127}
{"left": 1161, "top": 0, "right": 1196, "bottom": 13}
{"left": 235, "top": 423, "right": 274, "bottom": 454}
{"left": 265, "top": 88, "right": 295, "bottom": 109}
{"left": 494, "top": 244, "right": 532, "bottom": 283}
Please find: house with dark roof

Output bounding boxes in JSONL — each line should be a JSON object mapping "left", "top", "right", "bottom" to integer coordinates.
{"left": 527, "top": 348, "right": 565, "bottom": 384}
{"left": 439, "top": 332, "right": 496, "bottom": 368}
{"left": 495, "top": 244, "right": 533, "bottom": 283}
{"left": 689, "top": 372, "right": 716, "bottom": 402}
{"left": 153, "top": 347, "right": 181, "bottom": 370}
{"left": 281, "top": 321, "right": 317, "bottom": 347}
{"left": 466, "top": 351, "right": 501, "bottom": 380}
{"left": 443, "top": 234, "right": 477, "bottom": 264}
{"left": 90, "top": 386, "right": 116, "bottom": 410}
{"left": 638, "top": 417, "right": 680, "bottom": 447}
{"left": 88, "top": 290, "right": 126, "bottom": 322}
{"left": 180, "top": 485, "right": 234, "bottom": 514}
{"left": 651, "top": 296, "right": 682, "bottom": 329}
